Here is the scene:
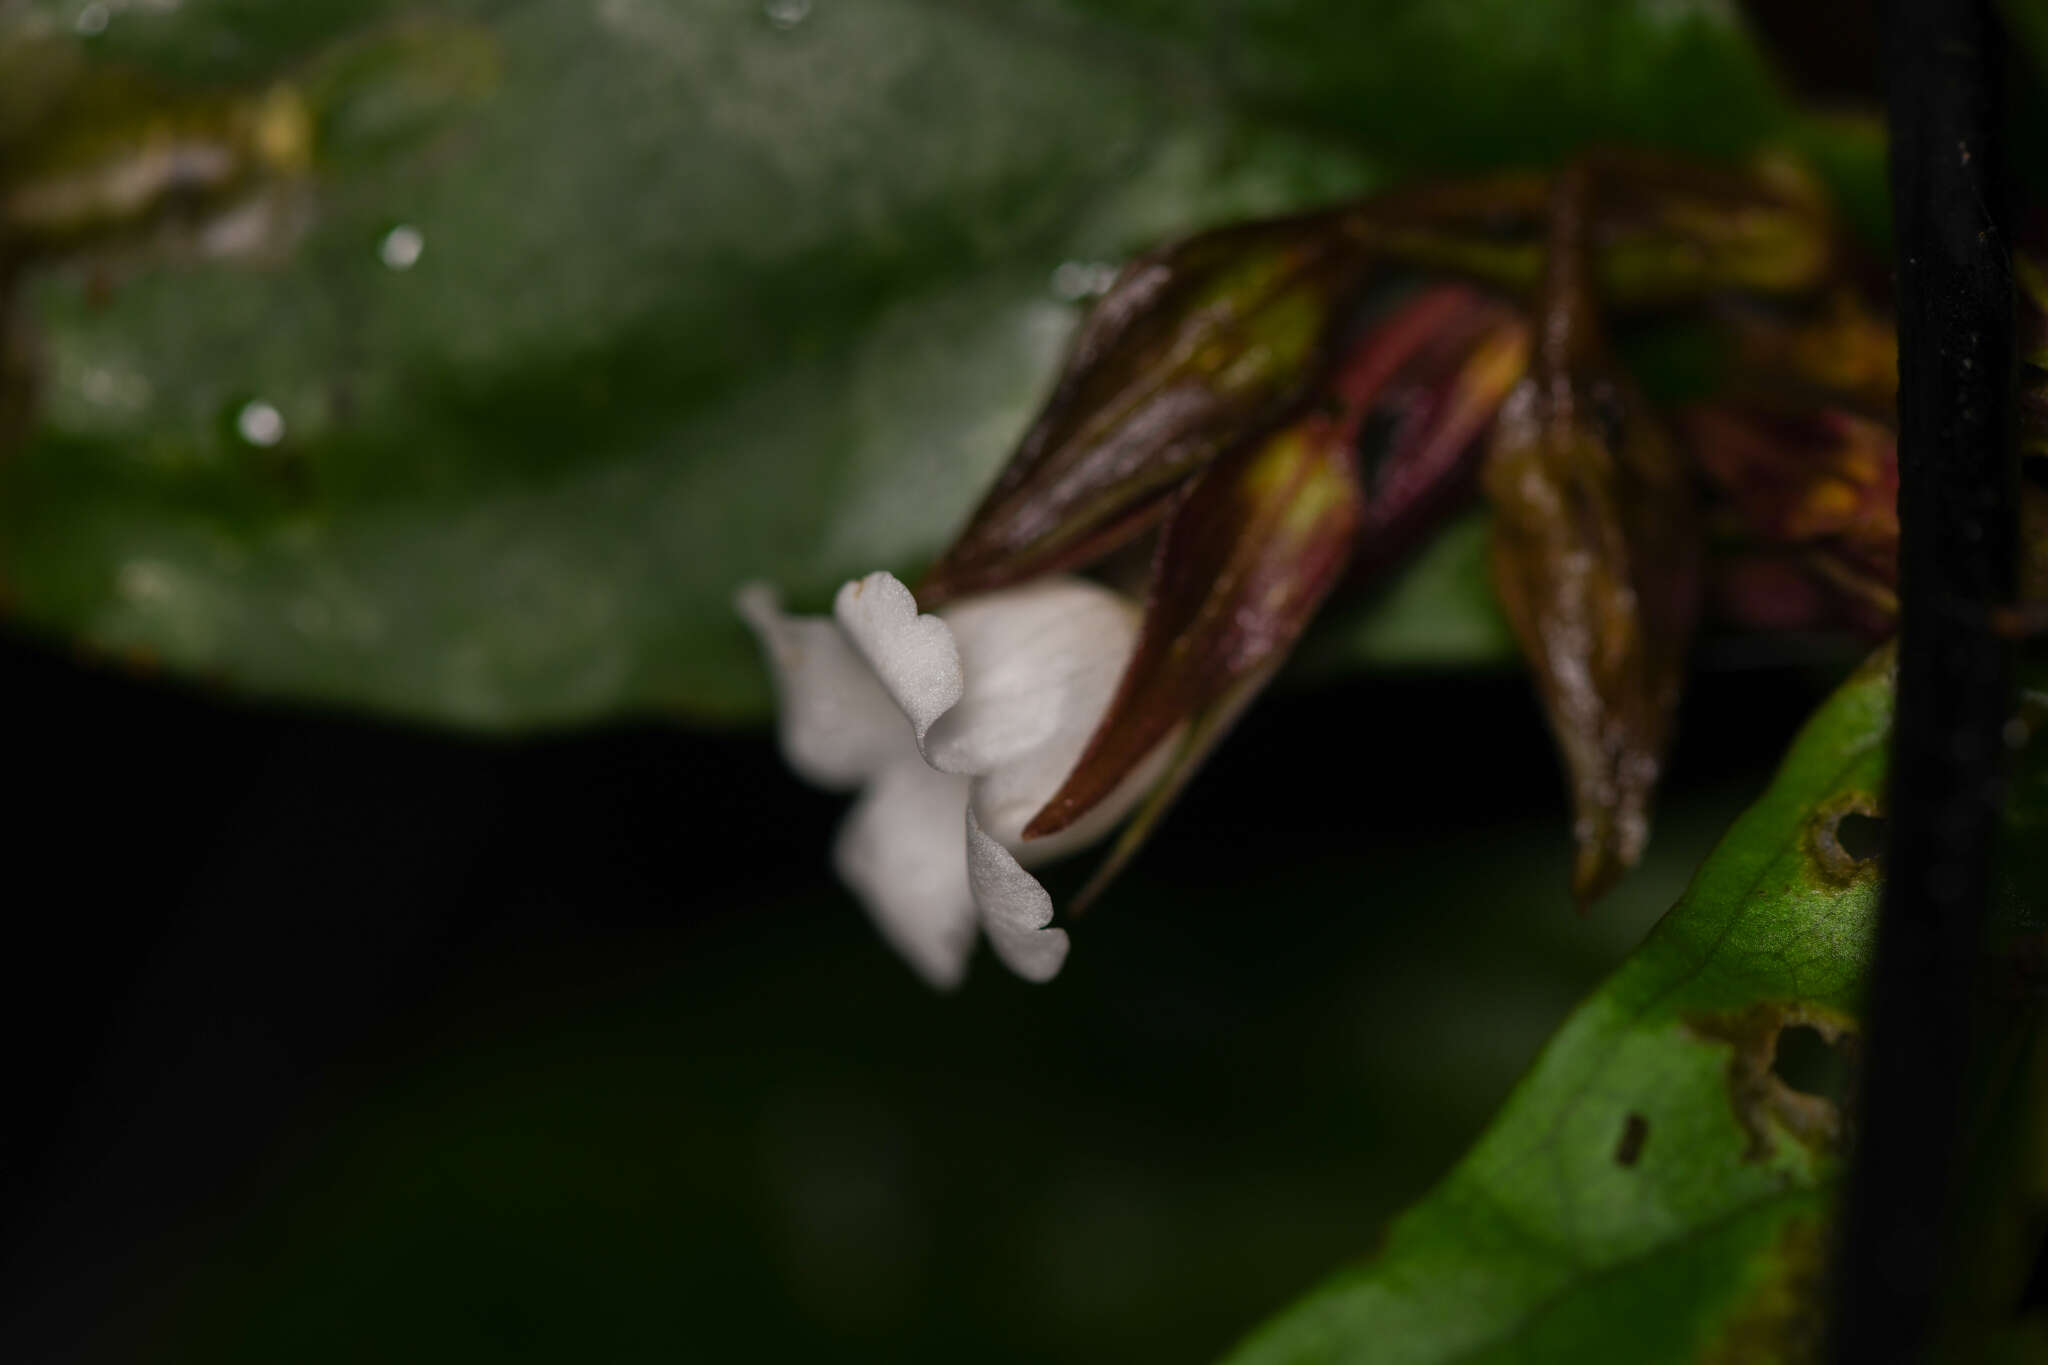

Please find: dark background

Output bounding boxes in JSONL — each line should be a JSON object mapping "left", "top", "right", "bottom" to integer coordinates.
{"left": 0, "top": 621, "right": 1839, "bottom": 1364}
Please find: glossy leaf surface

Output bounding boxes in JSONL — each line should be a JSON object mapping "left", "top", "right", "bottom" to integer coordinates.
{"left": 1226, "top": 651, "right": 1898, "bottom": 1365}
{"left": 0, "top": 0, "right": 1875, "bottom": 728}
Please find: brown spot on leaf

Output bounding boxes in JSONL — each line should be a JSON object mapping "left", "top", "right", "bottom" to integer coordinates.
{"left": 1614, "top": 1112, "right": 1649, "bottom": 1167}
{"left": 1688, "top": 1003, "right": 1859, "bottom": 1161}
{"left": 1807, "top": 792, "right": 1885, "bottom": 885}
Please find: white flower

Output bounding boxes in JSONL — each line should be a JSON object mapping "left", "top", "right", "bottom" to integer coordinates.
{"left": 736, "top": 571, "right": 1173, "bottom": 988}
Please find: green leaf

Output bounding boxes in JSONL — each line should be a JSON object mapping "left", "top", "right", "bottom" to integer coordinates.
{"left": 0, "top": 0, "right": 1867, "bottom": 728}
{"left": 1225, "top": 649, "right": 1899, "bottom": 1365}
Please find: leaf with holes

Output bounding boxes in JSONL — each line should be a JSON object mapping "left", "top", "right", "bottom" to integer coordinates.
{"left": 1226, "top": 649, "right": 1906, "bottom": 1365}
{"left": 0, "top": 0, "right": 1883, "bottom": 728}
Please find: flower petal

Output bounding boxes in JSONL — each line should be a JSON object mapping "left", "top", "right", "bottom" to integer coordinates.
{"left": 926, "top": 578, "right": 1139, "bottom": 779}
{"left": 832, "top": 572, "right": 965, "bottom": 747}
{"left": 965, "top": 808, "right": 1069, "bottom": 983}
{"left": 972, "top": 736, "right": 1177, "bottom": 864}
{"left": 833, "top": 758, "right": 978, "bottom": 990}
{"left": 736, "top": 582, "right": 913, "bottom": 790}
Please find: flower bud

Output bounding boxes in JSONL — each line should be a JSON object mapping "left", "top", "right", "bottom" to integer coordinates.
{"left": 1682, "top": 404, "right": 1899, "bottom": 631}
{"left": 1360, "top": 155, "right": 1839, "bottom": 311}
{"left": 1022, "top": 408, "right": 1365, "bottom": 851}
{"left": 916, "top": 212, "right": 1375, "bottom": 606}
{"left": 1483, "top": 169, "right": 1702, "bottom": 905}
{"left": 1019, "top": 286, "right": 1527, "bottom": 904}
{"left": 1581, "top": 152, "right": 1839, "bottom": 306}
{"left": 1716, "top": 289, "right": 1898, "bottom": 418}
{"left": 1338, "top": 286, "right": 1531, "bottom": 581}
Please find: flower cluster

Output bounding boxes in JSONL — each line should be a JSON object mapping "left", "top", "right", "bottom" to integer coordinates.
{"left": 742, "top": 153, "right": 1972, "bottom": 985}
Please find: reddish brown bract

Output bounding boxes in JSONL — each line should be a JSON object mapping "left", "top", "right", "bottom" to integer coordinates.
{"left": 1483, "top": 168, "right": 1702, "bottom": 904}
{"left": 1024, "top": 285, "right": 1528, "bottom": 846}
{"left": 916, "top": 213, "right": 1376, "bottom": 608}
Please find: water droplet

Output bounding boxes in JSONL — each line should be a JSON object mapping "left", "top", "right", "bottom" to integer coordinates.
{"left": 379, "top": 224, "right": 424, "bottom": 271}
{"left": 74, "top": 2, "right": 109, "bottom": 35}
{"left": 1050, "top": 260, "right": 1117, "bottom": 302}
{"left": 237, "top": 400, "right": 285, "bottom": 448}
{"left": 764, "top": 0, "right": 810, "bottom": 30}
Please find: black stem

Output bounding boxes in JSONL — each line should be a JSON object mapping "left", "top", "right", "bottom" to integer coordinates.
{"left": 1829, "top": 0, "right": 2017, "bottom": 1358}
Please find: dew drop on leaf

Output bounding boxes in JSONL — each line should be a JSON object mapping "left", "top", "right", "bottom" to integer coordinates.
{"left": 236, "top": 400, "right": 285, "bottom": 448}
{"left": 763, "top": 0, "right": 811, "bottom": 32}
{"left": 379, "top": 225, "right": 425, "bottom": 271}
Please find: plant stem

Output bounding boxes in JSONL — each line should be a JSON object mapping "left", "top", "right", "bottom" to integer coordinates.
{"left": 1829, "top": 0, "right": 2017, "bottom": 1357}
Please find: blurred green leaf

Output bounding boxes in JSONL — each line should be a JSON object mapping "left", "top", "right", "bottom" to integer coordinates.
{"left": 0, "top": 0, "right": 1874, "bottom": 728}
{"left": 1226, "top": 651, "right": 1900, "bottom": 1365}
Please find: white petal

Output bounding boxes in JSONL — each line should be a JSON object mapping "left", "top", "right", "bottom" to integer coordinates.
{"left": 925, "top": 577, "right": 1139, "bottom": 778}
{"left": 833, "top": 758, "right": 978, "bottom": 990}
{"left": 965, "top": 808, "right": 1069, "bottom": 983}
{"left": 972, "top": 731, "right": 1179, "bottom": 866}
{"left": 832, "top": 572, "right": 965, "bottom": 747}
{"left": 736, "top": 582, "right": 913, "bottom": 790}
